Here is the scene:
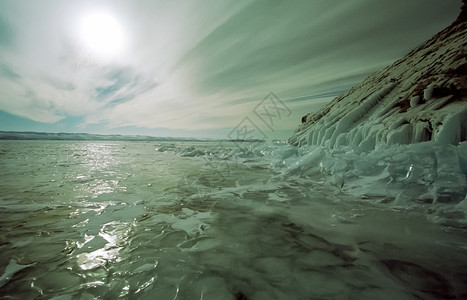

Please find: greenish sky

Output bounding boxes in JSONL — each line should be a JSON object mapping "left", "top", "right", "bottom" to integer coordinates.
{"left": 0, "top": 0, "right": 461, "bottom": 139}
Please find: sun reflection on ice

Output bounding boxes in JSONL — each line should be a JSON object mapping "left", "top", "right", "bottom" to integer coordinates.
{"left": 75, "top": 221, "right": 132, "bottom": 271}
{"left": 70, "top": 143, "right": 128, "bottom": 198}
{"left": 83, "top": 143, "right": 116, "bottom": 172}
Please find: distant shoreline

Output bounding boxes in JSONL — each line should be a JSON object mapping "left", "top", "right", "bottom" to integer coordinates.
{"left": 0, "top": 131, "right": 266, "bottom": 143}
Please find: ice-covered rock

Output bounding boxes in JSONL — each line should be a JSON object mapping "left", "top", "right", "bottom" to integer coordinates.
{"left": 290, "top": 9, "right": 467, "bottom": 149}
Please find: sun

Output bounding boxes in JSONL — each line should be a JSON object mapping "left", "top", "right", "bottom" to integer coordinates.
{"left": 77, "top": 12, "right": 126, "bottom": 59}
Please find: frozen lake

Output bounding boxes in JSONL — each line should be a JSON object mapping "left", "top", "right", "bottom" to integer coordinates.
{"left": 0, "top": 140, "right": 466, "bottom": 299}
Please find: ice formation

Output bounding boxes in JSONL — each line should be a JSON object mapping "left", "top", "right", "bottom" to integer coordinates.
{"left": 288, "top": 7, "right": 467, "bottom": 209}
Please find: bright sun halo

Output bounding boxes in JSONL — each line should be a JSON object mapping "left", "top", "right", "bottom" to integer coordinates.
{"left": 78, "top": 12, "right": 126, "bottom": 59}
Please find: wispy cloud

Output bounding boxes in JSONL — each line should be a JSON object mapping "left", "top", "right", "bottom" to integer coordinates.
{"left": 0, "top": 0, "right": 461, "bottom": 137}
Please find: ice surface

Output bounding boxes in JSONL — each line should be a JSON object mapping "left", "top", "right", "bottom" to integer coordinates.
{"left": 0, "top": 140, "right": 466, "bottom": 299}
{"left": 282, "top": 141, "right": 467, "bottom": 207}
{"left": 0, "top": 260, "right": 35, "bottom": 288}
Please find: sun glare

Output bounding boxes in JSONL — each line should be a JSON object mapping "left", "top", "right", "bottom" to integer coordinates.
{"left": 78, "top": 12, "right": 126, "bottom": 59}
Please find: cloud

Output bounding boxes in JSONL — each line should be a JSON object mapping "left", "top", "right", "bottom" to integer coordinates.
{"left": 0, "top": 0, "right": 462, "bottom": 136}
{"left": 0, "top": 16, "right": 14, "bottom": 48}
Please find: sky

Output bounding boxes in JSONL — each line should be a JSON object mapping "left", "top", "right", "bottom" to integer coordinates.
{"left": 0, "top": 0, "right": 462, "bottom": 139}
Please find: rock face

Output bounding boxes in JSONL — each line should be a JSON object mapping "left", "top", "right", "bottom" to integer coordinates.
{"left": 289, "top": 7, "right": 467, "bottom": 151}
{"left": 459, "top": 0, "right": 467, "bottom": 22}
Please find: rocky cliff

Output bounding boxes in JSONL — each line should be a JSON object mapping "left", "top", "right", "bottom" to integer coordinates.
{"left": 289, "top": 4, "right": 467, "bottom": 150}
